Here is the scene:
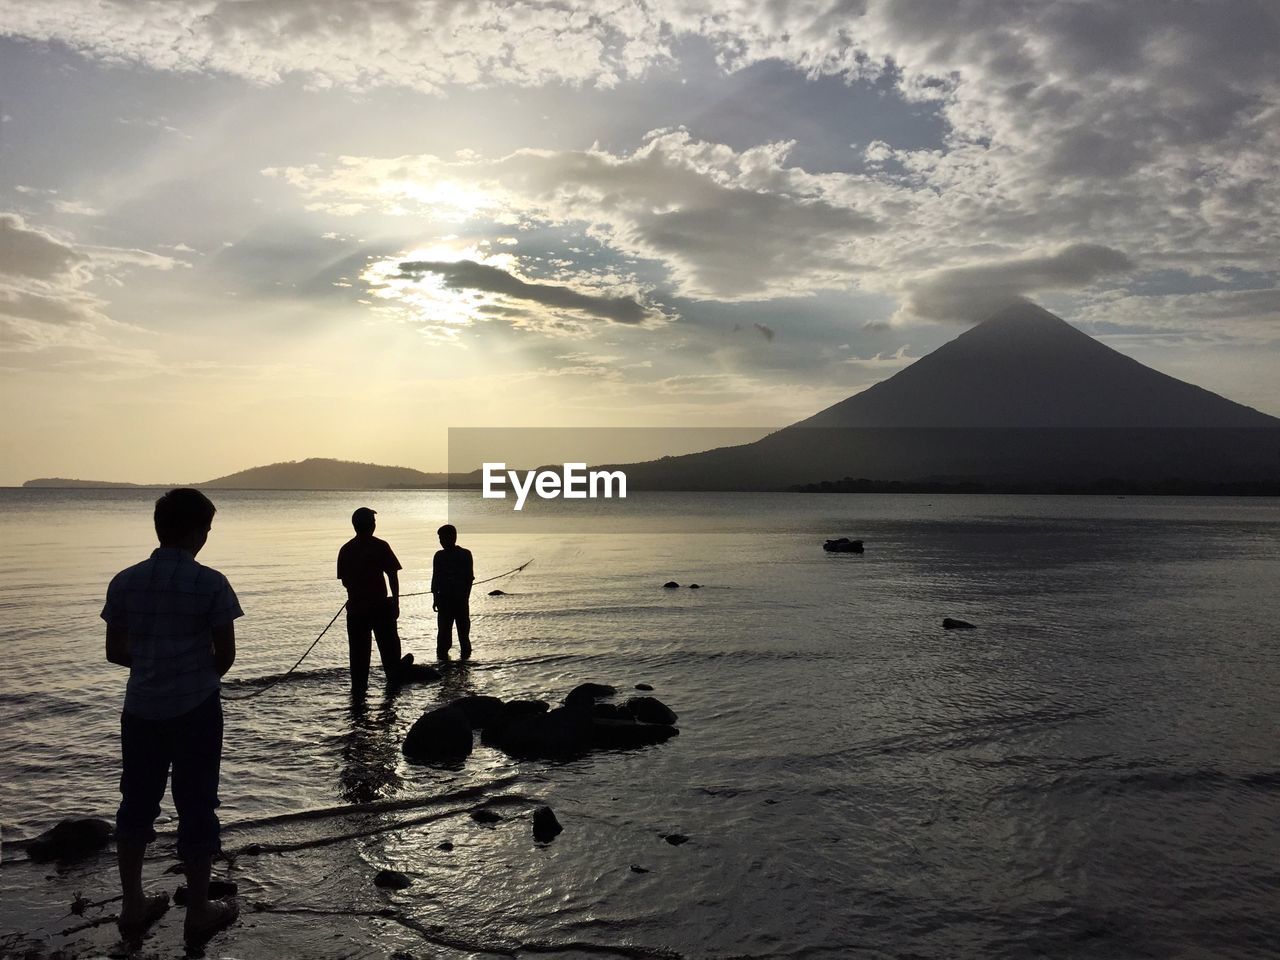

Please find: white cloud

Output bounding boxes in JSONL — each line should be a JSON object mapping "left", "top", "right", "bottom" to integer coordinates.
{"left": 6, "top": 1, "right": 1278, "bottom": 336}
{"left": 51, "top": 200, "right": 103, "bottom": 217}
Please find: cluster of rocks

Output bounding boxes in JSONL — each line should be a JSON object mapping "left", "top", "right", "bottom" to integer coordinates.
{"left": 402, "top": 683, "right": 679, "bottom": 763}
{"left": 663, "top": 581, "right": 701, "bottom": 588}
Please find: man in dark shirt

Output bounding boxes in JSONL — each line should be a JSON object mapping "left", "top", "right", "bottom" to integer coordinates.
{"left": 337, "top": 507, "right": 402, "bottom": 693}
{"left": 431, "top": 523, "right": 474, "bottom": 659}
{"left": 103, "top": 487, "right": 240, "bottom": 945}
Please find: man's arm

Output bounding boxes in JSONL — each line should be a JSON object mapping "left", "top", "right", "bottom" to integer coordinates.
{"left": 387, "top": 569, "right": 400, "bottom": 618}
{"left": 212, "top": 622, "right": 236, "bottom": 677}
{"left": 105, "top": 623, "right": 131, "bottom": 668}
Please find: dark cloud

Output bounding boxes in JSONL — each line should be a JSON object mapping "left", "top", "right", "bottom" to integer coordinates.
{"left": 753, "top": 322, "right": 775, "bottom": 341}
{"left": 0, "top": 213, "right": 86, "bottom": 281}
{"left": 397, "top": 259, "right": 654, "bottom": 324}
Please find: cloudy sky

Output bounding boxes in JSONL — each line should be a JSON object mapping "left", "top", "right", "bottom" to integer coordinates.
{"left": 2, "top": 0, "right": 1278, "bottom": 484}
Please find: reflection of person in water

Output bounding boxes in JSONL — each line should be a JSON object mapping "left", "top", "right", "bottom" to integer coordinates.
{"left": 338, "top": 695, "right": 402, "bottom": 805}
{"left": 337, "top": 507, "right": 402, "bottom": 693}
{"left": 431, "top": 524, "right": 474, "bottom": 659}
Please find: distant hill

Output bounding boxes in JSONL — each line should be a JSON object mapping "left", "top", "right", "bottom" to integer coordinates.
{"left": 24, "top": 458, "right": 453, "bottom": 490}
{"left": 202, "top": 458, "right": 450, "bottom": 489}
{"left": 23, "top": 478, "right": 154, "bottom": 489}
{"left": 617, "top": 300, "right": 1280, "bottom": 490}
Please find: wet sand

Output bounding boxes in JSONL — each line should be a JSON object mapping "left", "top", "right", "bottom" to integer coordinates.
{"left": 2, "top": 783, "right": 683, "bottom": 959}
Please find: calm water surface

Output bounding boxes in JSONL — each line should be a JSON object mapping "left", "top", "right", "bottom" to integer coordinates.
{"left": 1, "top": 489, "right": 1278, "bottom": 958}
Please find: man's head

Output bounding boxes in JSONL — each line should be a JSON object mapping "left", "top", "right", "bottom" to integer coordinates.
{"left": 437, "top": 523, "right": 457, "bottom": 547}
{"left": 154, "top": 488, "right": 216, "bottom": 553}
{"left": 351, "top": 507, "right": 377, "bottom": 535}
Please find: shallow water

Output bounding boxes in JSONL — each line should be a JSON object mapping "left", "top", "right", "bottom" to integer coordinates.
{"left": 2, "top": 489, "right": 1278, "bottom": 958}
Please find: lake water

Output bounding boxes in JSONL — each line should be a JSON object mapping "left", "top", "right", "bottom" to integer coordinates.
{"left": 1, "top": 489, "right": 1278, "bottom": 959}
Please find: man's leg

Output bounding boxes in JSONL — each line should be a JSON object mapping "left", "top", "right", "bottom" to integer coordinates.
{"left": 456, "top": 596, "right": 472, "bottom": 659}
{"left": 171, "top": 693, "right": 235, "bottom": 941}
{"left": 436, "top": 606, "right": 453, "bottom": 659}
{"left": 372, "top": 604, "right": 402, "bottom": 684}
{"left": 116, "top": 710, "right": 171, "bottom": 934}
{"left": 347, "top": 609, "right": 373, "bottom": 693}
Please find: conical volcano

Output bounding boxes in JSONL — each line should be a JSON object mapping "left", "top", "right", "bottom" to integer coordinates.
{"left": 797, "top": 300, "right": 1278, "bottom": 429}
{"left": 620, "top": 301, "right": 1280, "bottom": 489}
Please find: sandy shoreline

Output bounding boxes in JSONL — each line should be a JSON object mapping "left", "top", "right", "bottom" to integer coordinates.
{"left": 2, "top": 785, "right": 685, "bottom": 960}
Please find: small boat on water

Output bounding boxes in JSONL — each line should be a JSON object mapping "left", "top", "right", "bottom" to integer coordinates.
{"left": 823, "top": 538, "right": 864, "bottom": 553}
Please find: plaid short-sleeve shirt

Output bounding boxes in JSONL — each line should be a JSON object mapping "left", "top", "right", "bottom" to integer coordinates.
{"left": 102, "top": 547, "right": 243, "bottom": 720}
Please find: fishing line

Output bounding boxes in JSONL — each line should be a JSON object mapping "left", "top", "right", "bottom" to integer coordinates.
{"left": 222, "top": 559, "right": 532, "bottom": 701}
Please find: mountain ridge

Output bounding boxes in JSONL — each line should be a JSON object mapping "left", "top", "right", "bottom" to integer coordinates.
{"left": 22, "top": 458, "right": 452, "bottom": 490}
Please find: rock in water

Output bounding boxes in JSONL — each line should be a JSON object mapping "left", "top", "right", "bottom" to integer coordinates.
{"left": 532, "top": 806, "right": 563, "bottom": 842}
{"left": 663, "top": 581, "right": 679, "bottom": 588}
{"left": 688, "top": 583, "right": 701, "bottom": 589}
{"left": 26, "top": 818, "right": 112, "bottom": 863}
{"left": 485, "top": 706, "right": 594, "bottom": 759}
{"left": 470, "top": 809, "right": 502, "bottom": 824}
{"left": 452, "top": 694, "right": 505, "bottom": 729}
{"left": 564, "top": 682, "right": 617, "bottom": 710}
{"left": 503, "top": 699, "right": 550, "bottom": 716}
{"left": 593, "top": 701, "right": 632, "bottom": 720}
{"left": 403, "top": 705, "right": 472, "bottom": 762}
{"left": 625, "top": 696, "right": 678, "bottom": 725}
{"left": 823, "top": 538, "right": 864, "bottom": 553}
{"left": 635, "top": 683, "right": 654, "bottom": 691}
{"left": 662, "top": 833, "right": 690, "bottom": 846}
{"left": 942, "top": 618, "right": 976, "bottom": 630}
{"left": 374, "top": 869, "right": 413, "bottom": 890}
{"left": 488, "top": 589, "right": 505, "bottom": 596}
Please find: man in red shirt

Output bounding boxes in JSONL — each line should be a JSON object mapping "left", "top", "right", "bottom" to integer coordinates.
{"left": 337, "top": 507, "right": 402, "bottom": 694}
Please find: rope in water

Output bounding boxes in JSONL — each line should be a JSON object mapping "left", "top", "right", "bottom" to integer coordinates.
{"left": 221, "top": 559, "right": 533, "bottom": 701}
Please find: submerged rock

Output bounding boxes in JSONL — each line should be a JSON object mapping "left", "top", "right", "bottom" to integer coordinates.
{"left": 662, "top": 833, "right": 690, "bottom": 846}
{"left": 630, "top": 864, "right": 650, "bottom": 873}
{"left": 688, "top": 583, "right": 701, "bottom": 589}
{"left": 403, "top": 705, "right": 472, "bottom": 762}
{"left": 591, "top": 718, "right": 679, "bottom": 749}
{"left": 532, "top": 806, "right": 563, "bottom": 842}
{"left": 635, "top": 683, "right": 654, "bottom": 691}
{"left": 470, "top": 809, "right": 503, "bottom": 824}
{"left": 374, "top": 869, "right": 413, "bottom": 890}
{"left": 488, "top": 589, "right": 505, "bottom": 596}
{"left": 26, "top": 817, "right": 112, "bottom": 863}
{"left": 663, "top": 581, "right": 679, "bottom": 588}
{"left": 942, "top": 618, "right": 976, "bottom": 630}
{"left": 625, "top": 696, "right": 678, "bottom": 725}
